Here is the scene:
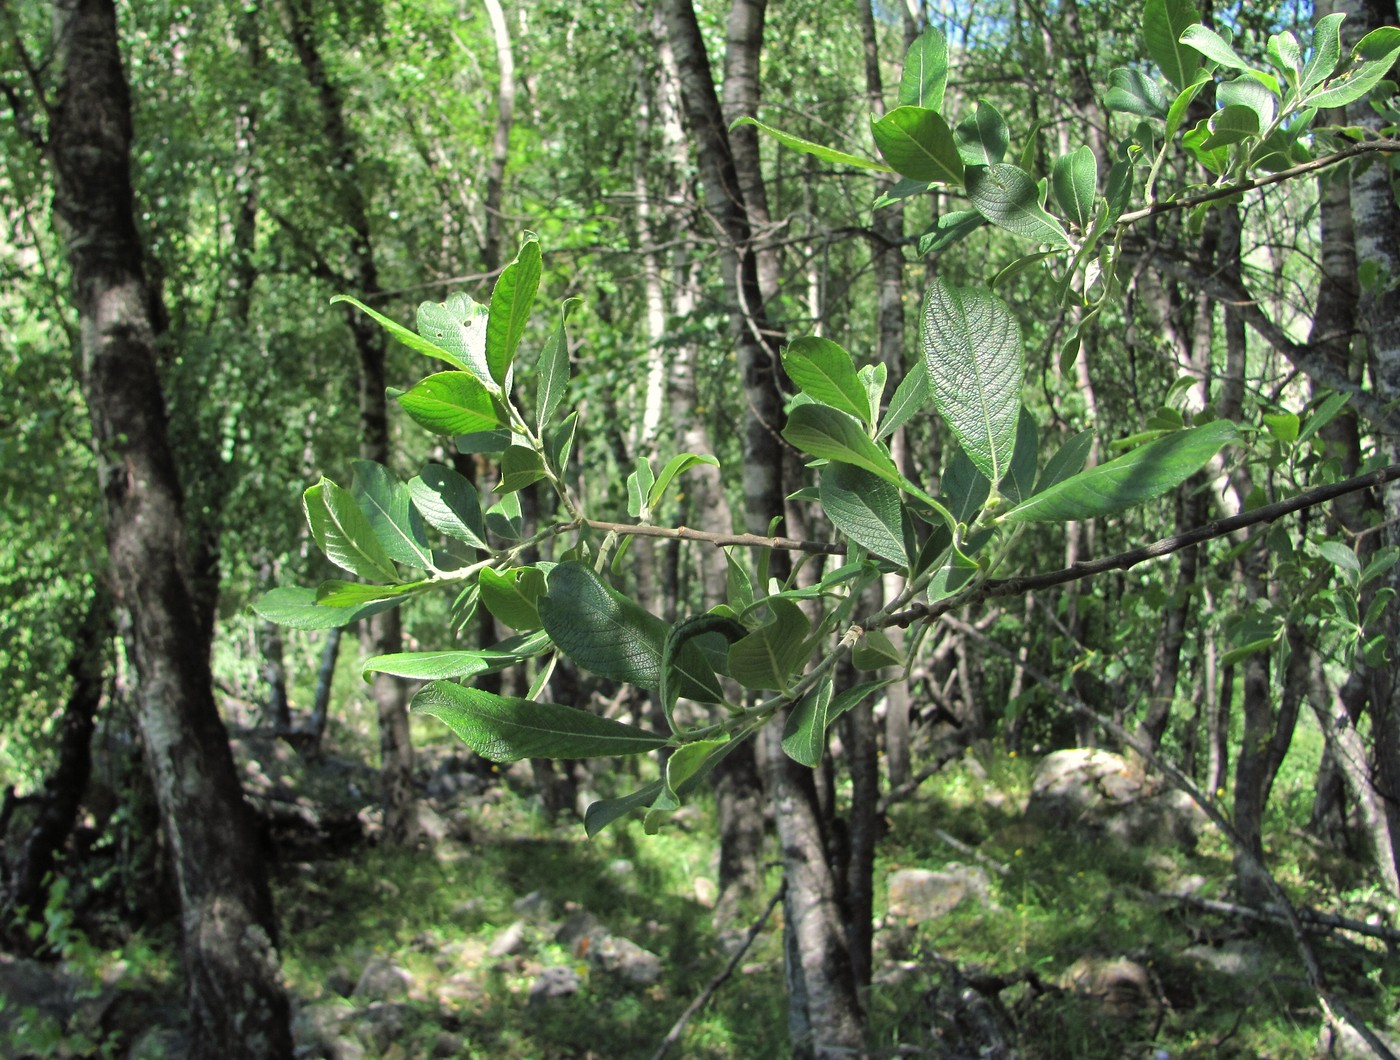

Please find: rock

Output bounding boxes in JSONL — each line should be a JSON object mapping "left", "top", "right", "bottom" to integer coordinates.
{"left": 886, "top": 864, "right": 993, "bottom": 921}
{"left": 415, "top": 802, "right": 452, "bottom": 844}
{"left": 1062, "top": 957, "right": 1160, "bottom": 1020}
{"left": 590, "top": 934, "right": 663, "bottom": 985}
{"left": 513, "top": 890, "right": 549, "bottom": 918}
{"left": 350, "top": 1001, "right": 416, "bottom": 1054}
{"left": 0, "top": 955, "right": 71, "bottom": 1033}
{"left": 352, "top": 955, "right": 414, "bottom": 1001}
{"left": 693, "top": 877, "right": 718, "bottom": 909}
{"left": 528, "top": 966, "right": 582, "bottom": 1005}
{"left": 292, "top": 996, "right": 356, "bottom": 1054}
{"left": 1319, "top": 1021, "right": 1400, "bottom": 1058}
{"left": 555, "top": 911, "right": 606, "bottom": 952}
{"left": 488, "top": 920, "right": 529, "bottom": 958}
{"left": 1182, "top": 939, "right": 1268, "bottom": 979}
{"left": 1025, "top": 748, "right": 1206, "bottom": 849}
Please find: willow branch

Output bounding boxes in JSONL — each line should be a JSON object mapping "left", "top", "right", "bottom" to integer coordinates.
{"left": 1115, "top": 138, "right": 1400, "bottom": 227}
{"left": 882, "top": 464, "right": 1400, "bottom": 629}
{"left": 580, "top": 518, "right": 845, "bottom": 555}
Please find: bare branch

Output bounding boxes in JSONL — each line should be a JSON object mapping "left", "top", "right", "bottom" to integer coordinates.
{"left": 581, "top": 517, "right": 846, "bottom": 555}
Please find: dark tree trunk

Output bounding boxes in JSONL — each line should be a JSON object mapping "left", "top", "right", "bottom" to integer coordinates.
{"left": 45, "top": 1, "right": 292, "bottom": 1053}
{"left": 285, "top": 0, "right": 417, "bottom": 844}
{"left": 4, "top": 588, "right": 110, "bottom": 943}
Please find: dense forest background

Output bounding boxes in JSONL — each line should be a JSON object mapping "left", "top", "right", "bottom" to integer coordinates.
{"left": 4, "top": 0, "right": 1400, "bottom": 1056}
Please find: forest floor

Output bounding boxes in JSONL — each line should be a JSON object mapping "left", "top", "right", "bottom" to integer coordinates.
{"left": 4, "top": 716, "right": 1400, "bottom": 1059}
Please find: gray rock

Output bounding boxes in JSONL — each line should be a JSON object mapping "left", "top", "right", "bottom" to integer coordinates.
{"left": 886, "top": 864, "right": 993, "bottom": 921}
{"left": 1182, "top": 939, "right": 1268, "bottom": 979}
{"left": 1319, "top": 1022, "right": 1400, "bottom": 1058}
{"left": 352, "top": 955, "right": 413, "bottom": 1001}
{"left": 528, "top": 966, "right": 582, "bottom": 1005}
{"left": 350, "top": 1001, "right": 416, "bottom": 1054}
{"left": 1025, "top": 748, "right": 1206, "bottom": 849}
{"left": 513, "top": 890, "right": 549, "bottom": 917}
{"left": 1062, "top": 957, "right": 1161, "bottom": 1020}
{"left": 590, "top": 934, "right": 663, "bottom": 985}
{"left": 488, "top": 919, "right": 529, "bottom": 958}
{"left": 555, "top": 911, "right": 605, "bottom": 951}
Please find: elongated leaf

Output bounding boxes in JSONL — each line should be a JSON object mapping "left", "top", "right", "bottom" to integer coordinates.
{"left": 1180, "top": 24, "right": 1248, "bottom": 70}
{"left": 966, "top": 164, "right": 1071, "bottom": 247}
{"left": 921, "top": 280, "right": 1025, "bottom": 484}
{"left": 1305, "top": 35, "right": 1400, "bottom": 109}
{"left": 331, "top": 294, "right": 468, "bottom": 371}
{"left": 871, "top": 107, "right": 965, "bottom": 185}
{"left": 414, "top": 683, "right": 667, "bottom": 761}
{"left": 648, "top": 452, "right": 721, "bottom": 511}
{"left": 1051, "top": 146, "right": 1097, "bottom": 229}
{"left": 728, "top": 598, "right": 811, "bottom": 692}
{"left": 585, "top": 781, "right": 665, "bottom": 836}
{"left": 1217, "top": 77, "right": 1276, "bottom": 130}
{"left": 730, "top": 117, "right": 891, "bottom": 172}
{"left": 352, "top": 460, "right": 432, "bottom": 569}
{"left": 486, "top": 491, "right": 523, "bottom": 541}
{"left": 899, "top": 27, "right": 949, "bottom": 111}
{"left": 304, "top": 478, "right": 400, "bottom": 582}
{"left": 252, "top": 585, "right": 396, "bottom": 630}
{"left": 1002, "top": 421, "right": 1235, "bottom": 522}
{"left": 363, "top": 630, "right": 550, "bottom": 681}
{"left": 1034, "top": 429, "right": 1094, "bottom": 494}
{"left": 479, "top": 566, "right": 545, "bottom": 630}
{"left": 1201, "top": 105, "right": 1260, "bottom": 149}
{"left": 783, "top": 404, "right": 903, "bottom": 486}
{"left": 820, "top": 463, "right": 910, "bottom": 565}
{"left": 1144, "top": 0, "right": 1202, "bottom": 88}
{"left": 645, "top": 739, "right": 731, "bottom": 832}
{"left": 859, "top": 363, "right": 887, "bottom": 425}
{"left": 497, "top": 446, "right": 547, "bottom": 494}
{"left": 942, "top": 445, "right": 991, "bottom": 524}
{"left": 954, "top": 101, "right": 1010, "bottom": 166}
{"left": 1000, "top": 408, "right": 1040, "bottom": 506}
{"left": 537, "top": 562, "right": 665, "bottom": 690}
{"left": 660, "top": 616, "right": 746, "bottom": 727}
{"left": 1268, "top": 31, "right": 1302, "bottom": 84}
{"left": 783, "top": 678, "right": 887, "bottom": 767}
{"left": 416, "top": 294, "right": 491, "bottom": 381}
{"left": 873, "top": 176, "right": 936, "bottom": 209}
{"left": 877, "top": 359, "right": 930, "bottom": 440}
{"left": 487, "top": 237, "right": 541, "bottom": 387}
{"left": 397, "top": 372, "right": 505, "bottom": 436}
{"left": 782, "top": 337, "right": 871, "bottom": 423}
{"left": 1105, "top": 67, "right": 1169, "bottom": 119}
{"left": 409, "top": 465, "right": 490, "bottom": 552}
{"left": 536, "top": 297, "right": 579, "bottom": 433}
{"left": 1302, "top": 13, "right": 1345, "bottom": 93}
{"left": 314, "top": 579, "right": 426, "bottom": 607}
{"left": 918, "top": 209, "right": 986, "bottom": 255}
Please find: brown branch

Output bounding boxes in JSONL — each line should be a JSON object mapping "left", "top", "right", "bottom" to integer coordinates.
{"left": 581, "top": 518, "right": 846, "bottom": 555}
{"left": 883, "top": 464, "right": 1400, "bottom": 629}
{"left": 1116, "top": 138, "right": 1400, "bottom": 228}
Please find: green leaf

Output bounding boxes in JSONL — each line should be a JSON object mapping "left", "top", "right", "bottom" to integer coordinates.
{"left": 304, "top": 478, "right": 400, "bottom": 582}
{"left": 728, "top": 598, "right": 811, "bottom": 692}
{"left": 1001, "top": 421, "right": 1236, "bottom": 523}
{"left": 645, "top": 739, "right": 732, "bottom": 832}
{"left": 479, "top": 566, "right": 545, "bottom": 630}
{"left": 965, "top": 164, "right": 1071, "bottom": 247}
{"left": 497, "top": 446, "right": 547, "bottom": 494}
{"left": 585, "top": 781, "right": 665, "bottom": 836}
{"left": 859, "top": 363, "right": 887, "bottom": 425}
{"left": 1105, "top": 68, "right": 1169, "bottom": 119}
{"left": 1033, "top": 429, "right": 1094, "bottom": 494}
{"left": 413, "top": 683, "right": 668, "bottom": 762}
{"left": 363, "top": 633, "right": 551, "bottom": 681}
{"left": 351, "top": 460, "right": 432, "bottom": 569}
{"left": 954, "top": 101, "right": 1010, "bottom": 166}
{"left": 1180, "top": 24, "right": 1249, "bottom": 70}
{"left": 627, "top": 458, "right": 655, "bottom": 518}
{"left": 853, "top": 630, "right": 903, "bottom": 670}
{"left": 877, "top": 359, "right": 930, "bottom": 441}
{"left": 1318, "top": 540, "right": 1361, "bottom": 576}
{"left": 536, "top": 298, "right": 580, "bottom": 433}
{"left": 1217, "top": 77, "right": 1276, "bottom": 130}
{"left": 1051, "top": 146, "right": 1098, "bottom": 229}
{"left": 730, "top": 117, "right": 891, "bottom": 172}
{"left": 454, "top": 429, "right": 513, "bottom": 455}
{"left": 1165, "top": 74, "right": 1212, "bottom": 139}
{"left": 899, "top": 27, "right": 949, "bottom": 111}
{"left": 538, "top": 561, "right": 668, "bottom": 689}
{"left": 252, "top": 585, "right": 395, "bottom": 630}
{"left": 486, "top": 491, "right": 523, "bottom": 541}
{"left": 918, "top": 210, "right": 987, "bottom": 255}
{"left": 873, "top": 176, "right": 936, "bottom": 209}
{"left": 1262, "top": 411, "right": 1299, "bottom": 444}
{"left": 487, "top": 236, "right": 541, "bottom": 387}
{"left": 943, "top": 445, "right": 991, "bottom": 524}
{"left": 871, "top": 107, "right": 965, "bottom": 185}
{"left": 782, "top": 678, "right": 886, "bottom": 768}
{"left": 397, "top": 372, "right": 505, "bottom": 436}
{"left": 1143, "top": 0, "right": 1202, "bottom": 88}
{"left": 314, "top": 579, "right": 426, "bottom": 607}
{"left": 415, "top": 293, "right": 491, "bottom": 381}
{"left": 1000, "top": 408, "right": 1039, "bottom": 505}
{"left": 783, "top": 405, "right": 903, "bottom": 487}
{"left": 1201, "top": 105, "right": 1261, "bottom": 149}
{"left": 921, "top": 280, "right": 1025, "bottom": 484}
{"left": 332, "top": 294, "right": 469, "bottom": 372}
{"left": 726, "top": 551, "right": 755, "bottom": 614}
{"left": 820, "top": 463, "right": 910, "bottom": 565}
{"left": 408, "top": 465, "right": 490, "bottom": 552}
{"left": 660, "top": 616, "right": 746, "bottom": 727}
{"left": 649, "top": 452, "right": 721, "bottom": 510}
{"left": 1305, "top": 33, "right": 1400, "bottom": 109}
{"left": 782, "top": 337, "right": 871, "bottom": 423}
{"left": 1302, "top": 13, "right": 1345, "bottom": 93}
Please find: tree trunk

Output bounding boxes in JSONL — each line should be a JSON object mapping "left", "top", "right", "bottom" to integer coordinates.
{"left": 46, "top": 2, "right": 292, "bottom": 1053}
{"left": 285, "top": 0, "right": 417, "bottom": 844}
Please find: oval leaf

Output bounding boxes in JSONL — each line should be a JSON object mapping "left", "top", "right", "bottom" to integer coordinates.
{"left": 408, "top": 465, "right": 490, "bottom": 552}
{"left": 397, "top": 372, "right": 505, "bottom": 436}
{"left": 871, "top": 106, "right": 965, "bottom": 185}
{"left": 899, "top": 27, "right": 949, "bottom": 110}
{"left": 1001, "top": 421, "right": 1236, "bottom": 523}
{"left": 820, "top": 463, "right": 910, "bottom": 565}
{"left": 487, "top": 237, "right": 542, "bottom": 387}
{"left": 304, "top": 478, "right": 400, "bottom": 582}
{"left": 416, "top": 294, "right": 491, "bottom": 381}
{"left": 782, "top": 337, "right": 871, "bottom": 423}
{"left": 413, "top": 683, "right": 668, "bottom": 762}
{"left": 782, "top": 404, "right": 903, "bottom": 486}
{"left": 965, "top": 164, "right": 1071, "bottom": 247}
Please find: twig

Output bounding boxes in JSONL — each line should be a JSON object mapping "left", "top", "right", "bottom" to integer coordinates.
{"left": 581, "top": 518, "right": 845, "bottom": 555}
{"left": 1156, "top": 890, "right": 1400, "bottom": 946}
{"left": 650, "top": 884, "right": 784, "bottom": 1060}
{"left": 883, "top": 464, "right": 1400, "bottom": 629}
{"left": 943, "top": 615, "right": 1398, "bottom": 1060}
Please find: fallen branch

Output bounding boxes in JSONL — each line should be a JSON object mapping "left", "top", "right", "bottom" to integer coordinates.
{"left": 651, "top": 884, "right": 784, "bottom": 1060}
{"left": 1157, "top": 890, "right": 1400, "bottom": 946}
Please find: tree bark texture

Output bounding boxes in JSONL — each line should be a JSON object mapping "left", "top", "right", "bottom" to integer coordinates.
{"left": 47, "top": 1, "right": 293, "bottom": 1053}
